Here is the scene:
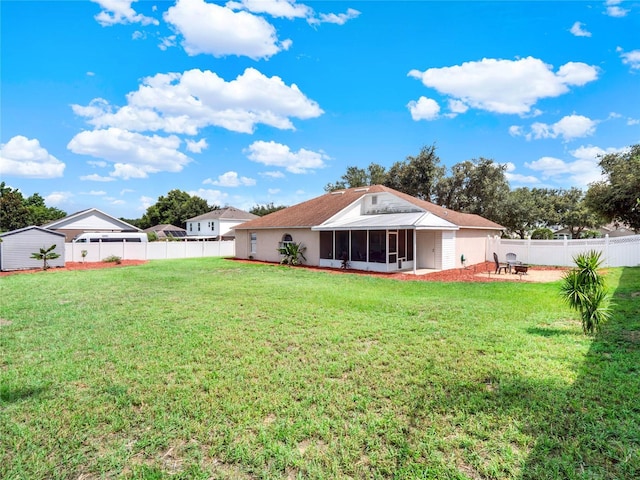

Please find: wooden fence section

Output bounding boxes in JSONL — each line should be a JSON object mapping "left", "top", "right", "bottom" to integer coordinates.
{"left": 487, "top": 235, "right": 640, "bottom": 267}
{"left": 65, "top": 240, "right": 235, "bottom": 262}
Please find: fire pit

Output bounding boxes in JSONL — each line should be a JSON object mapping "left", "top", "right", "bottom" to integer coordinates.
{"left": 513, "top": 264, "right": 529, "bottom": 275}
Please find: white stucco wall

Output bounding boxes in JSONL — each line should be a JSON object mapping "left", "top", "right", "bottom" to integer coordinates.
{"left": 235, "top": 229, "right": 319, "bottom": 265}
{"left": 455, "top": 228, "right": 502, "bottom": 267}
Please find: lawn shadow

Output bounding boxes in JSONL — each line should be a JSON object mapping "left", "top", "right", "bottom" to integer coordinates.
{"left": 526, "top": 326, "right": 577, "bottom": 337}
{"left": 520, "top": 266, "right": 640, "bottom": 479}
{"left": 0, "top": 385, "right": 48, "bottom": 403}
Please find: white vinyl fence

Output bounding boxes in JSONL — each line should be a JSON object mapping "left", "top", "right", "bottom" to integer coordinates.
{"left": 65, "top": 239, "right": 235, "bottom": 262}
{"left": 487, "top": 235, "right": 640, "bottom": 268}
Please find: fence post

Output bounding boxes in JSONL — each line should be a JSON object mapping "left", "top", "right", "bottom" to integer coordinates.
{"left": 563, "top": 235, "right": 569, "bottom": 266}
{"left": 605, "top": 234, "right": 610, "bottom": 267}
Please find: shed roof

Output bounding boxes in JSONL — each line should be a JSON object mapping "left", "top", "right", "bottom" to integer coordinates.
{"left": 0, "top": 226, "right": 67, "bottom": 238}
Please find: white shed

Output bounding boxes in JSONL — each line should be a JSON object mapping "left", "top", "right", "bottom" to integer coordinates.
{"left": 0, "top": 226, "right": 66, "bottom": 271}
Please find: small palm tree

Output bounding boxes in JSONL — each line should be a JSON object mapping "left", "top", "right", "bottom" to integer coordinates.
{"left": 31, "top": 244, "right": 61, "bottom": 270}
{"left": 560, "top": 250, "right": 612, "bottom": 335}
{"left": 278, "top": 242, "right": 306, "bottom": 266}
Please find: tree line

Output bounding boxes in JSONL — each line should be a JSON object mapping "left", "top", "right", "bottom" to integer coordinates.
{"left": 0, "top": 182, "right": 66, "bottom": 232}
{"left": 324, "top": 143, "right": 640, "bottom": 238}
{"left": 2, "top": 144, "right": 637, "bottom": 238}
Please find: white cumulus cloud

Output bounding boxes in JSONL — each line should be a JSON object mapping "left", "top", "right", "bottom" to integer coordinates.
{"left": 164, "top": 0, "right": 289, "bottom": 60}
{"left": 92, "top": 0, "right": 158, "bottom": 26}
{"left": 0, "top": 135, "right": 65, "bottom": 178}
{"left": 188, "top": 188, "right": 229, "bottom": 206}
{"left": 570, "top": 21, "right": 591, "bottom": 37}
{"left": 203, "top": 171, "right": 256, "bottom": 187}
{"left": 525, "top": 145, "right": 627, "bottom": 187}
{"left": 527, "top": 114, "right": 597, "bottom": 141}
{"left": 185, "top": 138, "right": 208, "bottom": 153}
{"left": 408, "top": 56, "right": 599, "bottom": 115}
{"left": 226, "top": 0, "right": 312, "bottom": 19}
{"left": 313, "top": 8, "right": 361, "bottom": 25}
{"left": 605, "top": 0, "right": 629, "bottom": 17}
{"left": 80, "top": 173, "right": 116, "bottom": 182}
{"left": 71, "top": 68, "right": 323, "bottom": 135}
{"left": 245, "top": 140, "right": 329, "bottom": 173}
{"left": 67, "top": 128, "right": 191, "bottom": 180}
{"left": 45, "top": 191, "right": 74, "bottom": 206}
{"left": 617, "top": 47, "right": 640, "bottom": 70}
{"left": 407, "top": 96, "right": 440, "bottom": 121}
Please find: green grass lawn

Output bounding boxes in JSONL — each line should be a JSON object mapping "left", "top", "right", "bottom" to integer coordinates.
{"left": 1, "top": 258, "right": 638, "bottom": 479}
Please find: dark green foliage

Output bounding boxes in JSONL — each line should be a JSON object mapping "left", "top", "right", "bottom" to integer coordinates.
{"left": 249, "top": 202, "right": 288, "bottom": 216}
{"left": 531, "top": 228, "right": 554, "bottom": 239}
{"left": 138, "top": 189, "right": 214, "bottom": 229}
{"left": 1, "top": 183, "right": 66, "bottom": 232}
{"left": 560, "top": 250, "right": 612, "bottom": 334}
{"left": 30, "top": 244, "right": 61, "bottom": 270}
{"left": 585, "top": 144, "right": 640, "bottom": 232}
{"left": 277, "top": 242, "right": 306, "bottom": 265}
{"left": 102, "top": 255, "right": 122, "bottom": 264}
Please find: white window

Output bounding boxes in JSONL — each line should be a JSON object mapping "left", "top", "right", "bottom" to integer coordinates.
{"left": 189, "top": 223, "right": 192, "bottom": 231}
{"left": 371, "top": 195, "right": 377, "bottom": 205}
{"left": 250, "top": 233, "right": 257, "bottom": 254}
{"left": 279, "top": 233, "right": 293, "bottom": 249}
{"left": 198, "top": 223, "right": 201, "bottom": 231}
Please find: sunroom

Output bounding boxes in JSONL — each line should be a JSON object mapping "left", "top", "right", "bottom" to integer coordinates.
{"left": 312, "top": 211, "right": 459, "bottom": 273}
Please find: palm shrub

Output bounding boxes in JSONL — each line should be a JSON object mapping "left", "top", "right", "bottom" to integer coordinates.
{"left": 30, "top": 244, "right": 61, "bottom": 270}
{"left": 560, "top": 250, "right": 612, "bottom": 334}
{"left": 277, "top": 242, "right": 306, "bottom": 266}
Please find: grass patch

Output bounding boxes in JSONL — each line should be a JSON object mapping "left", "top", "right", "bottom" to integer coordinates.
{"left": 1, "top": 258, "right": 638, "bottom": 479}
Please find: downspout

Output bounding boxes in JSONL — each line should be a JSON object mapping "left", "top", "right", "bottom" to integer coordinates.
{"left": 413, "top": 228, "right": 417, "bottom": 274}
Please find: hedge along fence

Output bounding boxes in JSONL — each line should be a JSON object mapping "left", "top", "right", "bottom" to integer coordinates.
{"left": 488, "top": 234, "right": 640, "bottom": 267}
{"left": 65, "top": 239, "right": 235, "bottom": 262}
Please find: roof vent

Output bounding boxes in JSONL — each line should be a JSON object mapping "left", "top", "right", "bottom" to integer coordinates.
{"left": 330, "top": 191, "right": 345, "bottom": 195}
{"left": 354, "top": 187, "right": 370, "bottom": 192}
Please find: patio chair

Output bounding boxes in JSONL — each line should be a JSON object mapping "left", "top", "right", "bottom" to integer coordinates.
{"left": 506, "top": 252, "right": 520, "bottom": 272}
{"left": 493, "top": 252, "right": 509, "bottom": 274}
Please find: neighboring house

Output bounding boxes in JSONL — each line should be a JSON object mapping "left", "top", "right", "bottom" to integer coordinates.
{"left": 553, "top": 222, "right": 637, "bottom": 239}
{"left": 185, "top": 207, "right": 259, "bottom": 239}
{"left": 42, "top": 208, "right": 141, "bottom": 242}
{"left": 0, "top": 226, "right": 66, "bottom": 271}
{"left": 234, "top": 185, "right": 504, "bottom": 273}
{"left": 143, "top": 224, "right": 187, "bottom": 240}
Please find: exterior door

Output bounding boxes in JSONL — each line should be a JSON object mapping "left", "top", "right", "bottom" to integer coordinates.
{"left": 388, "top": 231, "right": 397, "bottom": 264}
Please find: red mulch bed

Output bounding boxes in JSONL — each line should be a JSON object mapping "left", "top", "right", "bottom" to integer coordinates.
{"left": 228, "top": 259, "right": 562, "bottom": 283}
{"left": 0, "top": 260, "right": 148, "bottom": 277}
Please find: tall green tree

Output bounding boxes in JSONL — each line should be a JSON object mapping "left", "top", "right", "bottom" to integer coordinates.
{"left": 325, "top": 163, "right": 388, "bottom": 192}
{"left": 585, "top": 144, "right": 640, "bottom": 232}
{"left": 0, "top": 183, "right": 29, "bottom": 231}
{"left": 1, "top": 183, "right": 66, "bottom": 231}
{"left": 139, "top": 190, "right": 215, "bottom": 229}
{"left": 434, "top": 158, "right": 509, "bottom": 222}
{"left": 23, "top": 193, "right": 66, "bottom": 226}
{"left": 250, "top": 203, "right": 287, "bottom": 217}
{"left": 498, "top": 188, "right": 541, "bottom": 238}
{"left": 553, "top": 188, "right": 604, "bottom": 239}
{"left": 384, "top": 144, "right": 444, "bottom": 201}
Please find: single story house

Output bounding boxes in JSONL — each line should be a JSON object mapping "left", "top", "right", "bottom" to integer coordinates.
{"left": 185, "top": 207, "right": 258, "bottom": 239}
{"left": 42, "top": 208, "right": 142, "bottom": 242}
{"left": 143, "top": 224, "right": 187, "bottom": 239}
{"left": 0, "top": 226, "right": 66, "bottom": 271}
{"left": 234, "top": 185, "right": 504, "bottom": 273}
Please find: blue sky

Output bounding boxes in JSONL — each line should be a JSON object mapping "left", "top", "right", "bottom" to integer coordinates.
{"left": 1, "top": 0, "right": 639, "bottom": 219}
